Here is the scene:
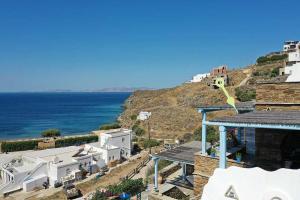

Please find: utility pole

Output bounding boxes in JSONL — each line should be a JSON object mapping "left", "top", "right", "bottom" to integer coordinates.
{"left": 148, "top": 116, "right": 151, "bottom": 154}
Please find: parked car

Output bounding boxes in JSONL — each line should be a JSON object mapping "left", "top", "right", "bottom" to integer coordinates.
{"left": 63, "top": 184, "right": 82, "bottom": 200}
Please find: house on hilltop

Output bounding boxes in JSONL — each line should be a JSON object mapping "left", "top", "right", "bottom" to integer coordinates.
{"left": 280, "top": 40, "right": 300, "bottom": 82}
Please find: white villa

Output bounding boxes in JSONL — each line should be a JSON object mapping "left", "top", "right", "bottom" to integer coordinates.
{"left": 187, "top": 73, "right": 210, "bottom": 83}
{"left": 281, "top": 40, "right": 300, "bottom": 82}
{"left": 0, "top": 129, "right": 132, "bottom": 195}
{"left": 137, "top": 111, "right": 151, "bottom": 121}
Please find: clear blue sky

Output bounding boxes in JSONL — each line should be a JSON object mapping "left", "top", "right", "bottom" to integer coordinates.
{"left": 0, "top": 0, "right": 300, "bottom": 92}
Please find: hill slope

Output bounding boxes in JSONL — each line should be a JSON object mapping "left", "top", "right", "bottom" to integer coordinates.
{"left": 119, "top": 60, "right": 285, "bottom": 140}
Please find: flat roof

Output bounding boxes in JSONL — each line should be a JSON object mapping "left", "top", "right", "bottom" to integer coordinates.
{"left": 153, "top": 141, "right": 210, "bottom": 165}
{"left": 207, "top": 111, "right": 300, "bottom": 130}
{"left": 23, "top": 146, "right": 81, "bottom": 160}
{"left": 198, "top": 101, "right": 255, "bottom": 112}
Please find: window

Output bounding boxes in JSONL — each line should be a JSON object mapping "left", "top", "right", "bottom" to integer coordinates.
{"left": 122, "top": 137, "right": 125, "bottom": 142}
{"left": 109, "top": 156, "right": 111, "bottom": 161}
{"left": 66, "top": 168, "right": 71, "bottom": 175}
{"left": 112, "top": 156, "right": 114, "bottom": 160}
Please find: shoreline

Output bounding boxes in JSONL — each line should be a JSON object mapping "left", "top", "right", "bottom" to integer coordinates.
{"left": 0, "top": 132, "right": 94, "bottom": 142}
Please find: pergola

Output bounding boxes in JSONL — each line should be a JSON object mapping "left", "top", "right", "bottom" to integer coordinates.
{"left": 151, "top": 141, "right": 210, "bottom": 191}
{"left": 203, "top": 110, "right": 300, "bottom": 169}
{"left": 198, "top": 101, "right": 255, "bottom": 157}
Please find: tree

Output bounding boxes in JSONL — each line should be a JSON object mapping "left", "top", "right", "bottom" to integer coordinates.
{"left": 132, "top": 124, "right": 145, "bottom": 136}
{"left": 41, "top": 129, "right": 61, "bottom": 137}
{"left": 106, "top": 178, "right": 145, "bottom": 196}
{"left": 194, "top": 126, "right": 219, "bottom": 145}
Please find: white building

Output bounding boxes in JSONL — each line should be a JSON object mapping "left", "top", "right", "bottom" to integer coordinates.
{"left": 280, "top": 40, "right": 300, "bottom": 82}
{"left": 0, "top": 129, "right": 132, "bottom": 195}
{"left": 137, "top": 111, "right": 151, "bottom": 121}
{"left": 283, "top": 40, "right": 300, "bottom": 52}
{"left": 202, "top": 166, "right": 300, "bottom": 200}
{"left": 187, "top": 73, "right": 210, "bottom": 83}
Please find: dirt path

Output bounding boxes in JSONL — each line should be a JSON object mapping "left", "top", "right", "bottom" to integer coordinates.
{"left": 238, "top": 68, "right": 252, "bottom": 87}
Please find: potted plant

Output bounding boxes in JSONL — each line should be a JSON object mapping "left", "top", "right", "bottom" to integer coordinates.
{"left": 236, "top": 152, "right": 242, "bottom": 162}
{"left": 210, "top": 148, "right": 216, "bottom": 157}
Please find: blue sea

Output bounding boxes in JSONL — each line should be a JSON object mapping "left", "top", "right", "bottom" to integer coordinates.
{"left": 0, "top": 92, "right": 131, "bottom": 140}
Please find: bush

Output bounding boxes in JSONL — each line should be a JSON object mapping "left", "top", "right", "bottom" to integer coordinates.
{"left": 194, "top": 126, "right": 219, "bottom": 145}
{"left": 99, "top": 123, "right": 121, "bottom": 130}
{"left": 41, "top": 129, "right": 61, "bottom": 137}
{"left": 270, "top": 67, "right": 279, "bottom": 77}
{"left": 256, "top": 54, "right": 287, "bottom": 64}
{"left": 142, "top": 139, "right": 160, "bottom": 149}
{"left": 235, "top": 86, "right": 256, "bottom": 102}
{"left": 148, "top": 160, "right": 173, "bottom": 175}
{"left": 133, "top": 126, "right": 145, "bottom": 136}
{"left": 1, "top": 140, "right": 41, "bottom": 152}
{"left": 107, "top": 178, "right": 145, "bottom": 196}
{"left": 130, "top": 114, "right": 137, "bottom": 121}
{"left": 132, "top": 122, "right": 145, "bottom": 136}
{"left": 182, "top": 133, "right": 193, "bottom": 142}
{"left": 55, "top": 135, "right": 98, "bottom": 147}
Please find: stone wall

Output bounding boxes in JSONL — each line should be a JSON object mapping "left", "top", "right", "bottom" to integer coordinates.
{"left": 193, "top": 153, "right": 245, "bottom": 196}
{"left": 256, "top": 104, "right": 300, "bottom": 111}
{"left": 256, "top": 82, "right": 300, "bottom": 104}
{"left": 255, "top": 128, "right": 300, "bottom": 170}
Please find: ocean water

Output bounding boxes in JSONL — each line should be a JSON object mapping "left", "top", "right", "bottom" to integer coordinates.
{"left": 0, "top": 92, "right": 131, "bottom": 140}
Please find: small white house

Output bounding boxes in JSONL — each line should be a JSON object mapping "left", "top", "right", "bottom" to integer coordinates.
{"left": 0, "top": 129, "right": 133, "bottom": 194}
{"left": 283, "top": 40, "right": 300, "bottom": 52}
{"left": 137, "top": 111, "right": 151, "bottom": 121}
{"left": 188, "top": 73, "right": 210, "bottom": 83}
{"left": 280, "top": 40, "right": 300, "bottom": 82}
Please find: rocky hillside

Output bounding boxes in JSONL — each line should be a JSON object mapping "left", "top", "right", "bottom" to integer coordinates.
{"left": 119, "top": 59, "right": 285, "bottom": 140}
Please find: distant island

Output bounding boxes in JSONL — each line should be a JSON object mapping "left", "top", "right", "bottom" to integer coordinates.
{"left": 4, "top": 87, "right": 155, "bottom": 93}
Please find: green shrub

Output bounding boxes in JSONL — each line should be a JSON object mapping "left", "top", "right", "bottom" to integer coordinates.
{"left": 235, "top": 86, "right": 256, "bottom": 102}
{"left": 99, "top": 123, "right": 121, "bottom": 130}
{"left": 41, "top": 129, "right": 61, "bottom": 137}
{"left": 194, "top": 126, "right": 219, "bottom": 144}
{"left": 130, "top": 114, "right": 137, "bottom": 121}
{"left": 132, "top": 123, "right": 145, "bottom": 136}
{"left": 91, "top": 190, "right": 108, "bottom": 200}
{"left": 55, "top": 135, "right": 98, "bottom": 147}
{"left": 1, "top": 140, "right": 41, "bottom": 152}
{"left": 107, "top": 178, "right": 145, "bottom": 196}
{"left": 142, "top": 139, "right": 160, "bottom": 149}
{"left": 270, "top": 67, "right": 279, "bottom": 77}
{"left": 256, "top": 54, "right": 287, "bottom": 64}
{"left": 148, "top": 160, "right": 173, "bottom": 175}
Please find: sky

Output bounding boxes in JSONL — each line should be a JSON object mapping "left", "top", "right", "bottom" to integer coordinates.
{"left": 0, "top": 0, "right": 300, "bottom": 92}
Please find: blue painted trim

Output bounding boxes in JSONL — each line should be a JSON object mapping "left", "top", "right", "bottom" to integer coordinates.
{"left": 219, "top": 126, "right": 227, "bottom": 169}
{"left": 237, "top": 127, "right": 242, "bottom": 144}
{"left": 154, "top": 157, "right": 159, "bottom": 191}
{"left": 201, "top": 111, "right": 207, "bottom": 155}
{"left": 204, "top": 121, "right": 300, "bottom": 130}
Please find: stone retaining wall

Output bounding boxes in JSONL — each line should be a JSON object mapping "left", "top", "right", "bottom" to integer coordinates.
{"left": 193, "top": 153, "right": 245, "bottom": 196}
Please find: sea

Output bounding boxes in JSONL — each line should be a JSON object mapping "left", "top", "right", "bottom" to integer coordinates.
{"left": 0, "top": 92, "right": 131, "bottom": 140}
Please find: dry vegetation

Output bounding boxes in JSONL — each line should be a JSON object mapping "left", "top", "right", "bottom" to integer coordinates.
{"left": 119, "top": 61, "right": 284, "bottom": 140}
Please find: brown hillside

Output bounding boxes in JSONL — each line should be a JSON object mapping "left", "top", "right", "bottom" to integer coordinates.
{"left": 119, "top": 61, "right": 284, "bottom": 140}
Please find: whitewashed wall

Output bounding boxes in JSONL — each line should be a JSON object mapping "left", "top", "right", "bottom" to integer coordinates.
{"left": 201, "top": 166, "right": 300, "bottom": 200}
{"left": 23, "top": 175, "right": 47, "bottom": 192}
